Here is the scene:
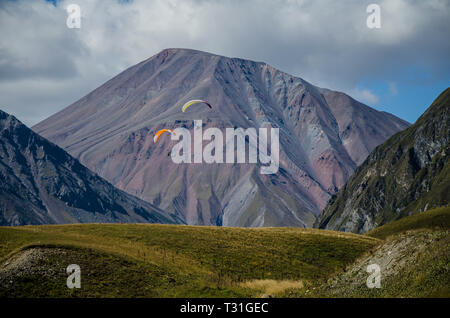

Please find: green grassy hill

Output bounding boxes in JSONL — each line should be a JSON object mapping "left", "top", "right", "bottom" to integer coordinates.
{"left": 367, "top": 206, "right": 450, "bottom": 239}
{"left": 0, "top": 224, "right": 378, "bottom": 297}
{"left": 1, "top": 207, "right": 448, "bottom": 298}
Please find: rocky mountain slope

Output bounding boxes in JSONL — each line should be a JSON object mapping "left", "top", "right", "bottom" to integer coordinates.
{"left": 0, "top": 110, "right": 182, "bottom": 226}
{"left": 287, "top": 207, "right": 450, "bottom": 298}
{"left": 316, "top": 88, "right": 450, "bottom": 233}
{"left": 33, "top": 48, "right": 409, "bottom": 227}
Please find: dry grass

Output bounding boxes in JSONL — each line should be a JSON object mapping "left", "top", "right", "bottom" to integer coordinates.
{"left": 241, "top": 279, "right": 304, "bottom": 296}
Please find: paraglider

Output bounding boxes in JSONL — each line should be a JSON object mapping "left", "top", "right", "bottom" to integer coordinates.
{"left": 153, "top": 129, "right": 175, "bottom": 143}
{"left": 154, "top": 98, "right": 212, "bottom": 159}
{"left": 181, "top": 100, "right": 212, "bottom": 113}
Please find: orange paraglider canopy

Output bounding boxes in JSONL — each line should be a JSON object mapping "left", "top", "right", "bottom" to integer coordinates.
{"left": 153, "top": 129, "right": 175, "bottom": 143}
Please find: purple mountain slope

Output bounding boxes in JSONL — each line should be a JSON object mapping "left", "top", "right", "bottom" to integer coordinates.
{"left": 33, "top": 49, "right": 410, "bottom": 227}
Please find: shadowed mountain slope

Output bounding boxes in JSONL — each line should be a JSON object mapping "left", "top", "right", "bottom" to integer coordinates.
{"left": 0, "top": 110, "right": 182, "bottom": 226}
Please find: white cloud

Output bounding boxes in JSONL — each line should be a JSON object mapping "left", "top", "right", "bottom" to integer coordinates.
{"left": 0, "top": 0, "right": 449, "bottom": 125}
{"left": 389, "top": 82, "right": 398, "bottom": 96}
{"left": 351, "top": 88, "right": 379, "bottom": 105}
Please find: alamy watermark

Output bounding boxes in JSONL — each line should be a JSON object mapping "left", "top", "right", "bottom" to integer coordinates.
{"left": 366, "top": 4, "right": 381, "bottom": 29}
{"left": 65, "top": 4, "right": 381, "bottom": 31}
{"left": 66, "top": 264, "right": 81, "bottom": 289}
{"left": 167, "top": 120, "right": 279, "bottom": 175}
{"left": 66, "top": 4, "right": 81, "bottom": 29}
{"left": 366, "top": 264, "right": 381, "bottom": 288}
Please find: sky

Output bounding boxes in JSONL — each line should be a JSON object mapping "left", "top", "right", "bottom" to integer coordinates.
{"left": 0, "top": 0, "right": 449, "bottom": 126}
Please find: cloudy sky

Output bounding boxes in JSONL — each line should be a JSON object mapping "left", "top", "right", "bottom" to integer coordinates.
{"left": 0, "top": 0, "right": 449, "bottom": 126}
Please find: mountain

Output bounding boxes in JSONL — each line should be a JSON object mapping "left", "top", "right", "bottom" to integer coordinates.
{"left": 316, "top": 88, "right": 450, "bottom": 233}
{"left": 0, "top": 110, "right": 182, "bottom": 226}
{"left": 33, "top": 48, "right": 409, "bottom": 227}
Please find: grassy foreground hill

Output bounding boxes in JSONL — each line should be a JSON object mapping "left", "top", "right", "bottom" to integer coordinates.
{"left": 0, "top": 207, "right": 448, "bottom": 298}
{"left": 0, "top": 224, "right": 378, "bottom": 297}
{"left": 283, "top": 206, "right": 450, "bottom": 298}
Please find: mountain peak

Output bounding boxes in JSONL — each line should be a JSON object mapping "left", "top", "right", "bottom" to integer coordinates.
{"left": 147, "top": 48, "right": 223, "bottom": 64}
{"left": 148, "top": 48, "right": 269, "bottom": 71}
{"left": 157, "top": 47, "right": 217, "bottom": 56}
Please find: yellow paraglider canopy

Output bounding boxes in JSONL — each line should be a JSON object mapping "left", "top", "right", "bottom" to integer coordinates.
{"left": 181, "top": 100, "right": 212, "bottom": 113}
